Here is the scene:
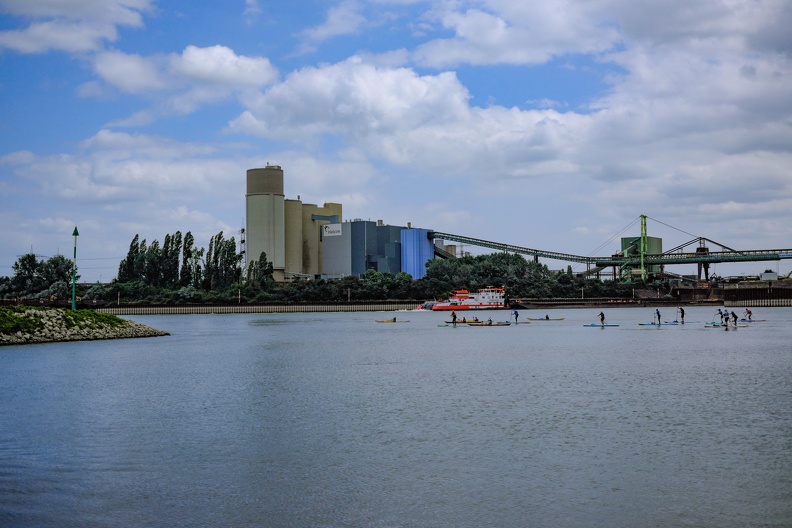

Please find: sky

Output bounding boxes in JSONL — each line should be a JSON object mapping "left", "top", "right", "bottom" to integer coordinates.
{"left": 1, "top": 0, "right": 791, "bottom": 283}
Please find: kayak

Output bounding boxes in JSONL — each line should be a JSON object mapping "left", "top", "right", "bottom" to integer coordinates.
{"left": 375, "top": 319, "right": 410, "bottom": 323}
{"left": 527, "top": 318, "right": 565, "bottom": 321}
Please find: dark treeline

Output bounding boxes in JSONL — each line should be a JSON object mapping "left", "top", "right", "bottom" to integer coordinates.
{"left": 2, "top": 232, "right": 657, "bottom": 304}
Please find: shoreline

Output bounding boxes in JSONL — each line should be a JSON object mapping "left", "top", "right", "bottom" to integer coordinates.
{"left": 0, "top": 308, "right": 169, "bottom": 346}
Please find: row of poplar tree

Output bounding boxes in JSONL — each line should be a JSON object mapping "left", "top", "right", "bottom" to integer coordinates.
{"left": 117, "top": 231, "right": 249, "bottom": 291}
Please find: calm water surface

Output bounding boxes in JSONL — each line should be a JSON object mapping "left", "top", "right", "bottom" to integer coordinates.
{"left": 1, "top": 306, "right": 791, "bottom": 527}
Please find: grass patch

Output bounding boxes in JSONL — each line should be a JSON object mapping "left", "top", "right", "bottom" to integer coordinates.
{"left": 61, "top": 309, "right": 127, "bottom": 329}
{"left": 0, "top": 306, "right": 45, "bottom": 334}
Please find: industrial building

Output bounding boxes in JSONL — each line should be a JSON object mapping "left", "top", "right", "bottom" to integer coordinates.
{"left": 244, "top": 166, "right": 437, "bottom": 282}
{"left": 621, "top": 235, "right": 663, "bottom": 278}
{"left": 245, "top": 166, "right": 342, "bottom": 281}
{"left": 321, "top": 221, "right": 437, "bottom": 279}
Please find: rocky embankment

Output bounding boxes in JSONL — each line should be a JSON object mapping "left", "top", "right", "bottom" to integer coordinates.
{"left": 0, "top": 307, "right": 169, "bottom": 346}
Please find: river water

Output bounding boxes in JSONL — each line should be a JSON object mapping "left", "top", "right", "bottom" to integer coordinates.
{"left": 1, "top": 306, "right": 791, "bottom": 527}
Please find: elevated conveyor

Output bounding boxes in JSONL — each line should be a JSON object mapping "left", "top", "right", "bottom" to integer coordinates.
{"left": 427, "top": 231, "right": 792, "bottom": 271}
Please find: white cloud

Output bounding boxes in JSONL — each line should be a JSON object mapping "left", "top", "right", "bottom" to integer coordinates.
{"left": 93, "top": 50, "right": 170, "bottom": 93}
{"left": 297, "top": 0, "right": 368, "bottom": 53}
{"left": 3, "top": 0, "right": 792, "bottom": 279}
{"left": 94, "top": 45, "right": 278, "bottom": 94}
{"left": 229, "top": 56, "right": 472, "bottom": 140}
{"left": 228, "top": 55, "right": 593, "bottom": 179}
{"left": 243, "top": 0, "right": 261, "bottom": 22}
{"left": 0, "top": 0, "right": 151, "bottom": 53}
{"left": 171, "top": 45, "right": 278, "bottom": 86}
{"left": 412, "top": 2, "right": 621, "bottom": 67}
{"left": 90, "top": 45, "right": 279, "bottom": 119}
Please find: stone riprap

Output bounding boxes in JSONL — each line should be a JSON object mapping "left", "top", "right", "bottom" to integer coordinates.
{"left": 0, "top": 308, "right": 169, "bottom": 346}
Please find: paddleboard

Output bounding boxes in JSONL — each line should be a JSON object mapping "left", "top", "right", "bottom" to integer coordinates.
{"left": 527, "top": 318, "right": 565, "bottom": 321}
{"left": 583, "top": 323, "right": 619, "bottom": 327}
{"left": 638, "top": 322, "right": 678, "bottom": 326}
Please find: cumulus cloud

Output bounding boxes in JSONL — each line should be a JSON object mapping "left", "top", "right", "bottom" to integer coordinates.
{"left": 230, "top": 57, "right": 470, "bottom": 139}
{"left": 93, "top": 50, "right": 170, "bottom": 93}
{"left": 227, "top": 55, "right": 592, "bottom": 179}
{"left": 0, "top": 0, "right": 151, "bottom": 53}
{"left": 89, "top": 45, "right": 279, "bottom": 118}
{"left": 297, "top": 0, "right": 368, "bottom": 53}
{"left": 3, "top": 0, "right": 792, "bottom": 275}
{"left": 1, "top": 133, "right": 250, "bottom": 257}
{"left": 171, "top": 45, "right": 278, "bottom": 86}
{"left": 412, "top": 1, "right": 621, "bottom": 67}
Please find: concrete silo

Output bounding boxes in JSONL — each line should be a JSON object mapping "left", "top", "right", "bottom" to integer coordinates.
{"left": 284, "top": 198, "right": 304, "bottom": 277}
{"left": 302, "top": 202, "right": 342, "bottom": 277}
{"left": 246, "top": 166, "right": 285, "bottom": 281}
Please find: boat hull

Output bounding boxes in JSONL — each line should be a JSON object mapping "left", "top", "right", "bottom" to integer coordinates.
{"left": 431, "top": 286, "right": 509, "bottom": 311}
{"left": 432, "top": 304, "right": 507, "bottom": 311}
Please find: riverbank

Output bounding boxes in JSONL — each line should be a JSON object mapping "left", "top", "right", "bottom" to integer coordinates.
{"left": 97, "top": 300, "right": 422, "bottom": 315}
{"left": 0, "top": 306, "right": 169, "bottom": 346}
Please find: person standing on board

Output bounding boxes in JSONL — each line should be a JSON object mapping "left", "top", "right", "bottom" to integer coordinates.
{"left": 655, "top": 309, "right": 661, "bottom": 325}
{"left": 723, "top": 309, "right": 730, "bottom": 325}
{"left": 744, "top": 308, "right": 752, "bottom": 321}
{"left": 512, "top": 309, "right": 519, "bottom": 324}
{"left": 599, "top": 312, "right": 605, "bottom": 325}
{"left": 731, "top": 311, "right": 738, "bottom": 326}
{"left": 717, "top": 308, "right": 724, "bottom": 323}
{"left": 451, "top": 311, "right": 457, "bottom": 327}
{"left": 679, "top": 307, "right": 685, "bottom": 324}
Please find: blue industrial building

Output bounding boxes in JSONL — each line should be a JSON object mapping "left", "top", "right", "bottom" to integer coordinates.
{"left": 322, "top": 220, "right": 438, "bottom": 279}
{"left": 400, "top": 228, "right": 435, "bottom": 279}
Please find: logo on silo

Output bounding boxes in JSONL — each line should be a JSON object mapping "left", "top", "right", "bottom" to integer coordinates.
{"left": 323, "top": 224, "right": 342, "bottom": 236}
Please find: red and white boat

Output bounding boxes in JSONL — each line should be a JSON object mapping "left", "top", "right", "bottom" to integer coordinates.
{"left": 431, "top": 287, "right": 508, "bottom": 311}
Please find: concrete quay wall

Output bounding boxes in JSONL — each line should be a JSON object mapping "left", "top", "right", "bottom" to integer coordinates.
{"left": 98, "top": 301, "right": 422, "bottom": 316}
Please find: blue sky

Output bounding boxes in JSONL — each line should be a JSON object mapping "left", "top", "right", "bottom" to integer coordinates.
{"left": 1, "top": 0, "right": 791, "bottom": 282}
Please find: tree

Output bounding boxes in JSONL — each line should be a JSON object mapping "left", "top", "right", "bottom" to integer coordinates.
{"left": 7, "top": 253, "right": 76, "bottom": 299}
{"left": 117, "top": 235, "right": 140, "bottom": 282}
{"left": 142, "top": 239, "right": 162, "bottom": 286}
{"left": 249, "top": 251, "right": 274, "bottom": 290}
{"left": 203, "top": 231, "right": 242, "bottom": 290}
{"left": 180, "top": 231, "right": 203, "bottom": 288}
{"left": 161, "top": 232, "right": 182, "bottom": 288}
{"left": 12, "top": 253, "right": 46, "bottom": 296}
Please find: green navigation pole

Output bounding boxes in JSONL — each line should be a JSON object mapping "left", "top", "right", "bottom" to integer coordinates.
{"left": 72, "top": 226, "right": 79, "bottom": 311}
{"left": 640, "top": 215, "right": 647, "bottom": 280}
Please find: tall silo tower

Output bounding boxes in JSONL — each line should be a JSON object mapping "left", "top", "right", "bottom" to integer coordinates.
{"left": 246, "top": 166, "right": 285, "bottom": 281}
